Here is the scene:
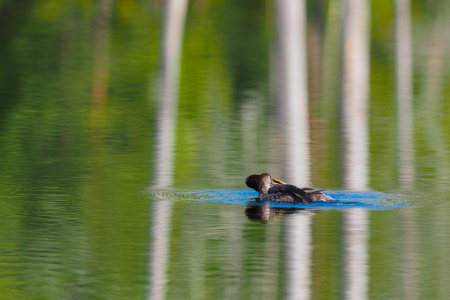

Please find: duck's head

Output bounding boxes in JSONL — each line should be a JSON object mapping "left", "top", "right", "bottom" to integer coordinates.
{"left": 245, "top": 173, "right": 286, "bottom": 192}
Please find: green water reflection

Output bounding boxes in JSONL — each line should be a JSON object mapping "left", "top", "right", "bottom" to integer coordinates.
{"left": 1, "top": 0, "right": 450, "bottom": 299}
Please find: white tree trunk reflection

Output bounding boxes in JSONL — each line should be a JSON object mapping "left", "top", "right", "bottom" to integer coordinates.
{"left": 341, "top": 0, "right": 370, "bottom": 299}
{"left": 342, "top": 0, "right": 370, "bottom": 191}
{"left": 149, "top": 200, "right": 174, "bottom": 300}
{"left": 274, "top": 0, "right": 310, "bottom": 186}
{"left": 150, "top": 1, "right": 188, "bottom": 300}
{"left": 343, "top": 209, "right": 369, "bottom": 300}
{"left": 395, "top": 1, "right": 418, "bottom": 296}
{"left": 395, "top": 0, "right": 414, "bottom": 189}
{"left": 401, "top": 209, "right": 417, "bottom": 299}
{"left": 154, "top": 0, "right": 188, "bottom": 188}
{"left": 285, "top": 213, "right": 312, "bottom": 300}
{"left": 274, "top": 1, "right": 312, "bottom": 299}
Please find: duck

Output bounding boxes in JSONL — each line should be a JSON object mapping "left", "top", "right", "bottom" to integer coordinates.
{"left": 245, "top": 173, "right": 335, "bottom": 203}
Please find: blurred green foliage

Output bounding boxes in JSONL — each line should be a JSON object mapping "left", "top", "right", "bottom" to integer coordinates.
{"left": 1, "top": 0, "right": 450, "bottom": 298}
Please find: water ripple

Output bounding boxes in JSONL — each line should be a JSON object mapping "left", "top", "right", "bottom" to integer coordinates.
{"left": 150, "top": 189, "right": 412, "bottom": 210}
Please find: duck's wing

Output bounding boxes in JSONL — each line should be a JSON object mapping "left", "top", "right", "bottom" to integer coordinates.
{"left": 261, "top": 193, "right": 296, "bottom": 203}
{"left": 267, "top": 184, "right": 285, "bottom": 194}
{"left": 268, "top": 184, "right": 312, "bottom": 202}
{"left": 302, "top": 187, "right": 336, "bottom": 201}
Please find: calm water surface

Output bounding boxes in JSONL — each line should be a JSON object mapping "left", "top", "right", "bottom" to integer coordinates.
{"left": 2, "top": 1, "right": 450, "bottom": 299}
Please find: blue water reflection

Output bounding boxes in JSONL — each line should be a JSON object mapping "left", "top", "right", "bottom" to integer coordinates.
{"left": 159, "top": 189, "right": 412, "bottom": 210}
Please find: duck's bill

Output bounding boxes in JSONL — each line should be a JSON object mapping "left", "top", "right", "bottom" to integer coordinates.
{"left": 272, "top": 178, "right": 286, "bottom": 185}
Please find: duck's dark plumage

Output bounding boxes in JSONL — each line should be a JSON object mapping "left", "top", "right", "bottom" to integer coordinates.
{"left": 245, "top": 173, "right": 335, "bottom": 203}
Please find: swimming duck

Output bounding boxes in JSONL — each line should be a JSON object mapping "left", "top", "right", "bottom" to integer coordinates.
{"left": 245, "top": 173, "right": 335, "bottom": 203}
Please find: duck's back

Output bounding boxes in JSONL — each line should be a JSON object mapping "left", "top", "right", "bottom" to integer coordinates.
{"left": 260, "top": 192, "right": 298, "bottom": 203}
{"left": 267, "top": 184, "right": 335, "bottom": 203}
{"left": 266, "top": 184, "right": 312, "bottom": 203}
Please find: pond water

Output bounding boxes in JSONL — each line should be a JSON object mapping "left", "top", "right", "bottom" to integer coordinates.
{"left": 2, "top": 0, "right": 450, "bottom": 299}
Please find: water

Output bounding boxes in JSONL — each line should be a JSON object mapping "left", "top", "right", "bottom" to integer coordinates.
{"left": 2, "top": 0, "right": 450, "bottom": 299}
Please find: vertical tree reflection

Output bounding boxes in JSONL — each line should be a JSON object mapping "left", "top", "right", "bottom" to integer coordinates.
{"left": 341, "top": 0, "right": 370, "bottom": 299}
{"left": 274, "top": 0, "right": 310, "bottom": 186}
{"left": 285, "top": 213, "right": 312, "bottom": 300}
{"left": 395, "top": 0, "right": 414, "bottom": 190}
{"left": 341, "top": 0, "right": 370, "bottom": 191}
{"left": 395, "top": 0, "right": 418, "bottom": 298}
{"left": 274, "top": 0, "right": 312, "bottom": 299}
{"left": 154, "top": 0, "right": 188, "bottom": 188}
{"left": 150, "top": 1, "right": 188, "bottom": 300}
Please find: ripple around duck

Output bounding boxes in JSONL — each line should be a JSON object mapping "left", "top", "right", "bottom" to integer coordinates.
{"left": 150, "top": 189, "right": 412, "bottom": 210}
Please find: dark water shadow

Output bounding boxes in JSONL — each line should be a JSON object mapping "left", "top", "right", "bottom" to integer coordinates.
{"left": 245, "top": 202, "right": 316, "bottom": 224}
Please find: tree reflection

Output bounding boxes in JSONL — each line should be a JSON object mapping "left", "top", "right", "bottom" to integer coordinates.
{"left": 340, "top": 0, "right": 370, "bottom": 299}
{"left": 149, "top": 1, "right": 188, "bottom": 300}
